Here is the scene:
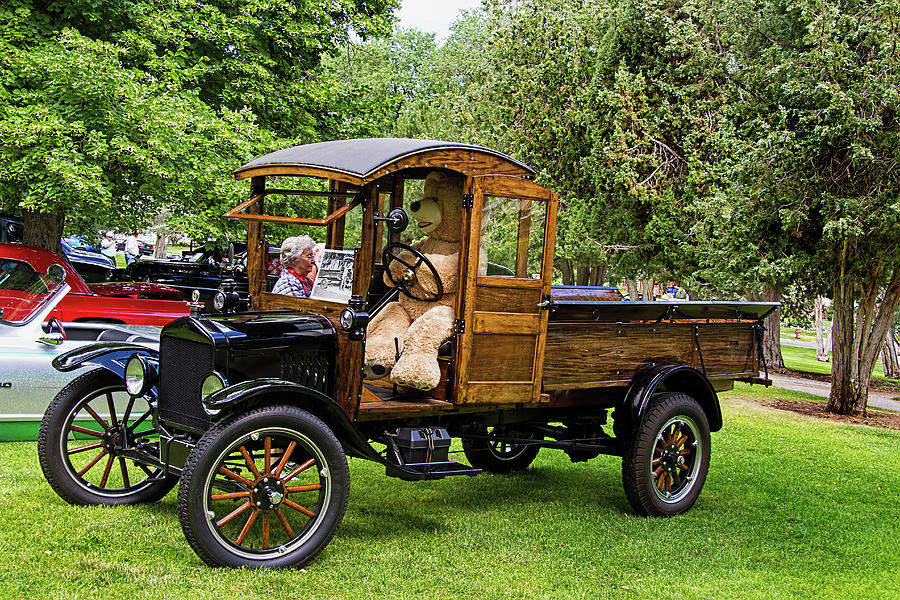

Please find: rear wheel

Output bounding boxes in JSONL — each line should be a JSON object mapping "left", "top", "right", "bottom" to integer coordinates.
{"left": 178, "top": 406, "right": 349, "bottom": 569}
{"left": 622, "top": 392, "right": 710, "bottom": 516}
{"left": 38, "top": 369, "right": 175, "bottom": 506}
{"left": 462, "top": 427, "right": 540, "bottom": 473}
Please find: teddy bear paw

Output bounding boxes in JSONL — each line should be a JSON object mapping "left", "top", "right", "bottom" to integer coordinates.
{"left": 363, "top": 362, "right": 391, "bottom": 380}
{"left": 390, "top": 355, "right": 440, "bottom": 391}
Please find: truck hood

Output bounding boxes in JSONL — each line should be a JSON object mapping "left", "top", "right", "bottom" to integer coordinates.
{"left": 88, "top": 281, "right": 184, "bottom": 300}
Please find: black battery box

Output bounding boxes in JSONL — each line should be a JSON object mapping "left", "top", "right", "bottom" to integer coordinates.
{"left": 393, "top": 427, "right": 451, "bottom": 464}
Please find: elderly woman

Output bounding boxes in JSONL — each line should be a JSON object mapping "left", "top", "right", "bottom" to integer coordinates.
{"left": 272, "top": 235, "right": 317, "bottom": 297}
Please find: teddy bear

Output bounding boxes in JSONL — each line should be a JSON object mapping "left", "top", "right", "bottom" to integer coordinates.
{"left": 363, "top": 170, "right": 468, "bottom": 391}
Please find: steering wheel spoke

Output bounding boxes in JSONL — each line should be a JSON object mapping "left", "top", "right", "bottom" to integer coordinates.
{"left": 382, "top": 242, "right": 443, "bottom": 303}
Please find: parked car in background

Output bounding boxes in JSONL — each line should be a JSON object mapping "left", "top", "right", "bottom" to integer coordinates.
{"left": 0, "top": 261, "right": 160, "bottom": 440}
{"left": 1, "top": 243, "right": 190, "bottom": 326}
{"left": 1, "top": 213, "right": 117, "bottom": 282}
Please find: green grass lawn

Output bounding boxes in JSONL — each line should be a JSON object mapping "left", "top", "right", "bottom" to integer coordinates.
{"left": 1, "top": 386, "right": 897, "bottom": 599}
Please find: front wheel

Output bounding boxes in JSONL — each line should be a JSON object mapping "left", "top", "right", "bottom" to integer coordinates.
{"left": 622, "top": 392, "right": 711, "bottom": 516}
{"left": 38, "top": 369, "right": 176, "bottom": 506}
{"left": 177, "top": 406, "right": 349, "bottom": 569}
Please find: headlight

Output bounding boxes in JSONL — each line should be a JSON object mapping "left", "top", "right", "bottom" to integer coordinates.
{"left": 201, "top": 372, "right": 227, "bottom": 399}
{"left": 124, "top": 355, "right": 155, "bottom": 397}
{"left": 213, "top": 291, "right": 226, "bottom": 311}
{"left": 340, "top": 307, "right": 355, "bottom": 330}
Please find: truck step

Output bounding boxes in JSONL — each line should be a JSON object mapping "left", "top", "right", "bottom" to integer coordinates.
{"left": 385, "top": 460, "right": 482, "bottom": 481}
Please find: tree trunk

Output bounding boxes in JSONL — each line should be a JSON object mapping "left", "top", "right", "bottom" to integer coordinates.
{"left": 815, "top": 296, "right": 829, "bottom": 361}
{"left": 557, "top": 257, "right": 575, "bottom": 285}
{"left": 22, "top": 208, "right": 65, "bottom": 255}
{"left": 625, "top": 279, "right": 640, "bottom": 301}
{"left": 828, "top": 255, "right": 900, "bottom": 415}
{"left": 747, "top": 284, "right": 784, "bottom": 370}
{"left": 882, "top": 329, "right": 899, "bottom": 379}
{"left": 154, "top": 233, "right": 169, "bottom": 259}
{"left": 642, "top": 278, "right": 656, "bottom": 301}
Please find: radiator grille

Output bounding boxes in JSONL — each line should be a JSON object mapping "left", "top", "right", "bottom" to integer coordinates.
{"left": 280, "top": 351, "right": 331, "bottom": 395}
{"left": 157, "top": 336, "right": 214, "bottom": 432}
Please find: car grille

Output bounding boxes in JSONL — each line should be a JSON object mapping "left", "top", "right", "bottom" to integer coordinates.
{"left": 157, "top": 335, "right": 214, "bottom": 432}
{"left": 280, "top": 351, "right": 331, "bottom": 396}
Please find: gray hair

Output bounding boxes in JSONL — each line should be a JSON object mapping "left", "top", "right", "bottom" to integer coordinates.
{"left": 280, "top": 235, "right": 316, "bottom": 267}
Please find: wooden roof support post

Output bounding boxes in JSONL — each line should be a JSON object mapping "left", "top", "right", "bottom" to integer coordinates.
{"left": 247, "top": 176, "right": 266, "bottom": 310}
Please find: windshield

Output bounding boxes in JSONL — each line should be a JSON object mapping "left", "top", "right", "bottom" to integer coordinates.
{"left": 0, "top": 259, "right": 65, "bottom": 324}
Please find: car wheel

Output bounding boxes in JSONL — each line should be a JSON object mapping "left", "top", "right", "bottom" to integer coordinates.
{"left": 178, "top": 405, "right": 349, "bottom": 569}
{"left": 621, "top": 392, "right": 711, "bottom": 516}
{"left": 462, "top": 427, "right": 540, "bottom": 473}
{"left": 38, "top": 369, "right": 176, "bottom": 506}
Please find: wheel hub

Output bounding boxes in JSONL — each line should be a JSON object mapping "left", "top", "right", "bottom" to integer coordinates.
{"left": 251, "top": 477, "right": 286, "bottom": 510}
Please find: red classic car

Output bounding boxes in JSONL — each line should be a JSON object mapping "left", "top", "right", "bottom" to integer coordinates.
{"left": 0, "top": 243, "right": 190, "bottom": 326}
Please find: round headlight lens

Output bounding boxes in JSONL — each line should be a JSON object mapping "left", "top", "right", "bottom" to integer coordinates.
{"left": 213, "top": 291, "right": 226, "bottom": 311}
{"left": 124, "top": 356, "right": 147, "bottom": 396}
{"left": 340, "top": 307, "right": 355, "bottom": 330}
{"left": 201, "top": 372, "right": 226, "bottom": 399}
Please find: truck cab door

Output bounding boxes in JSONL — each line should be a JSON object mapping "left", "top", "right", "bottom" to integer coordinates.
{"left": 454, "top": 176, "right": 558, "bottom": 405}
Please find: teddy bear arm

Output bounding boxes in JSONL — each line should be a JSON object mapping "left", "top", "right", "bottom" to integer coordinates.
{"left": 416, "top": 252, "right": 458, "bottom": 295}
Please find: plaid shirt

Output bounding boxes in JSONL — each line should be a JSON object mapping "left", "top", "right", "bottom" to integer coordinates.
{"left": 272, "top": 269, "right": 313, "bottom": 297}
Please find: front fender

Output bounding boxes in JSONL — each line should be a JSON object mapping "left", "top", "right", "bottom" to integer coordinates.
{"left": 202, "top": 379, "right": 379, "bottom": 461}
{"left": 52, "top": 342, "right": 159, "bottom": 378}
{"left": 622, "top": 364, "right": 722, "bottom": 433}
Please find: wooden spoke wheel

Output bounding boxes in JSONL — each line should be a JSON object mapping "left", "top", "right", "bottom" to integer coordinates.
{"left": 178, "top": 406, "right": 349, "bottom": 569}
{"left": 622, "top": 392, "right": 710, "bottom": 516}
{"left": 462, "top": 427, "right": 541, "bottom": 473}
{"left": 38, "top": 369, "right": 175, "bottom": 506}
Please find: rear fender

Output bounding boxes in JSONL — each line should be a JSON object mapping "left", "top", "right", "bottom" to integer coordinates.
{"left": 621, "top": 364, "right": 722, "bottom": 434}
{"left": 202, "top": 379, "right": 379, "bottom": 461}
{"left": 52, "top": 342, "right": 159, "bottom": 379}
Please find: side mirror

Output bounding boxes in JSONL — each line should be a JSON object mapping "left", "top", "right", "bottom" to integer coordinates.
{"left": 375, "top": 207, "right": 409, "bottom": 233}
{"left": 38, "top": 318, "right": 66, "bottom": 346}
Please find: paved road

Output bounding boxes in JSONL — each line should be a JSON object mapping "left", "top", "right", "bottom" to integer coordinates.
{"left": 768, "top": 373, "right": 900, "bottom": 412}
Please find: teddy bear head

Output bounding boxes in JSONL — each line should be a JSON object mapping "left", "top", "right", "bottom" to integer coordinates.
{"left": 409, "top": 171, "right": 464, "bottom": 243}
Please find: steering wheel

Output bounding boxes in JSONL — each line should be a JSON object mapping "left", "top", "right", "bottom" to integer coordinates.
{"left": 382, "top": 242, "right": 443, "bottom": 302}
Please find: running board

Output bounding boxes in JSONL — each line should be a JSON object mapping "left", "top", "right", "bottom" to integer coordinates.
{"left": 385, "top": 461, "right": 482, "bottom": 481}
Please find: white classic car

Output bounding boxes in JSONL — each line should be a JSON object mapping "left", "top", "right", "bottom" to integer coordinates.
{"left": 0, "top": 260, "right": 158, "bottom": 440}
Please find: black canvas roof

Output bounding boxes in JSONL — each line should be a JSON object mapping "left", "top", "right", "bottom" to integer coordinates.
{"left": 234, "top": 138, "right": 535, "bottom": 179}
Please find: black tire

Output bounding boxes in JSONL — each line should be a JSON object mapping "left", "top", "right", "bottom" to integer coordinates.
{"left": 622, "top": 392, "right": 711, "bottom": 516}
{"left": 178, "top": 405, "right": 349, "bottom": 569}
{"left": 38, "top": 369, "right": 176, "bottom": 506}
{"left": 462, "top": 427, "right": 541, "bottom": 473}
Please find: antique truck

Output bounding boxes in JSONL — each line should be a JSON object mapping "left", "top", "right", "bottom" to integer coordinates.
{"left": 37, "top": 138, "right": 776, "bottom": 569}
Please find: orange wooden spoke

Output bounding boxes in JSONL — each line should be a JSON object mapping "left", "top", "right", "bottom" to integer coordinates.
{"left": 216, "top": 501, "right": 253, "bottom": 528}
{"left": 282, "top": 498, "right": 315, "bottom": 518}
{"left": 83, "top": 404, "right": 109, "bottom": 429}
{"left": 239, "top": 446, "right": 262, "bottom": 480}
{"left": 652, "top": 457, "right": 662, "bottom": 466}
{"left": 674, "top": 435, "right": 688, "bottom": 447}
{"left": 282, "top": 458, "right": 316, "bottom": 483}
{"left": 656, "top": 473, "right": 667, "bottom": 491}
{"left": 218, "top": 466, "right": 254, "bottom": 488}
{"left": 679, "top": 463, "right": 689, "bottom": 471}
{"left": 679, "top": 448, "right": 692, "bottom": 456}
{"left": 77, "top": 449, "right": 108, "bottom": 476}
{"left": 664, "top": 474, "right": 672, "bottom": 491}
{"left": 273, "top": 441, "right": 297, "bottom": 477}
{"left": 70, "top": 425, "right": 104, "bottom": 438}
{"left": 274, "top": 508, "right": 296, "bottom": 538}
{"left": 285, "top": 483, "right": 322, "bottom": 493}
{"left": 235, "top": 508, "right": 260, "bottom": 545}
{"left": 654, "top": 466, "right": 664, "bottom": 477}
{"left": 673, "top": 472, "right": 681, "bottom": 486}
{"left": 118, "top": 457, "right": 130, "bottom": 488}
{"left": 99, "top": 454, "right": 115, "bottom": 488}
{"left": 67, "top": 441, "right": 103, "bottom": 455}
{"left": 264, "top": 436, "right": 272, "bottom": 475}
{"left": 211, "top": 491, "right": 252, "bottom": 501}
{"left": 262, "top": 512, "right": 270, "bottom": 550}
